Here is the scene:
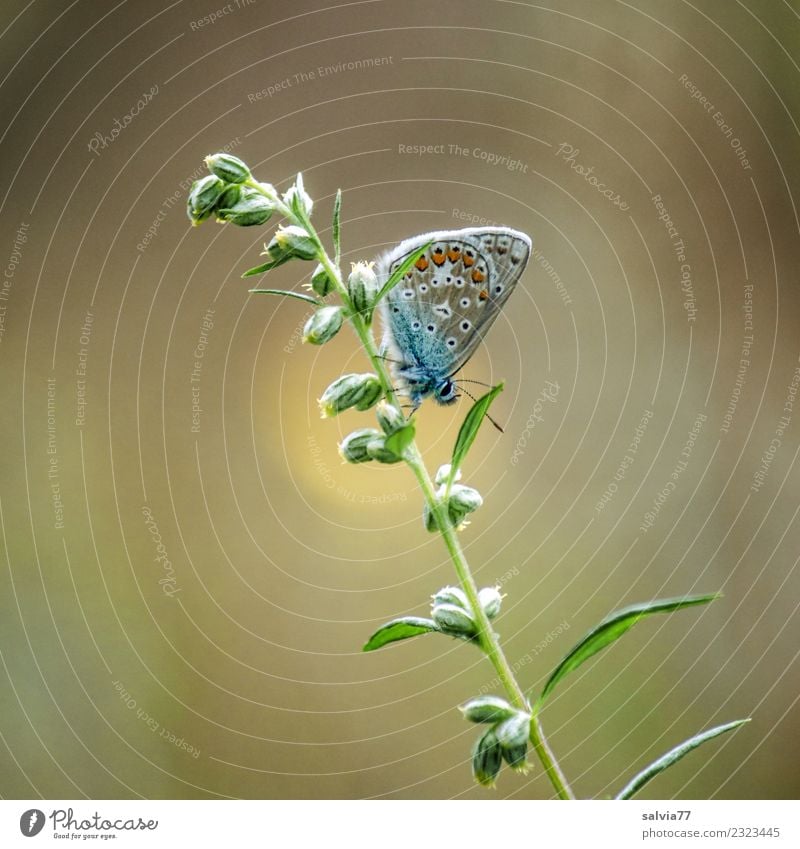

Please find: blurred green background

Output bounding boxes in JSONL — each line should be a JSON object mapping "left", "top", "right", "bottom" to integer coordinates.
{"left": 0, "top": 0, "right": 798, "bottom": 799}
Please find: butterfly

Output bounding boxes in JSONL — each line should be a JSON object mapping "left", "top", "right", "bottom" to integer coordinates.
{"left": 376, "top": 227, "right": 532, "bottom": 408}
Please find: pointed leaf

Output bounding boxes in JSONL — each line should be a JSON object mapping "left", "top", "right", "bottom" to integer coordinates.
{"left": 363, "top": 617, "right": 438, "bottom": 651}
{"left": 384, "top": 422, "right": 415, "bottom": 457}
{"left": 537, "top": 594, "right": 720, "bottom": 706}
{"left": 448, "top": 383, "right": 504, "bottom": 487}
{"left": 616, "top": 719, "right": 750, "bottom": 799}
{"left": 247, "top": 288, "right": 320, "bottom": 305}
{"left": 373, "top": 241, "right": 432, "bottom": 308}
{"left": 332, "top": 188, "right": 342, "bottom": 266}
{"left": 242, "top": 256, "right": 292, "bottom": 277}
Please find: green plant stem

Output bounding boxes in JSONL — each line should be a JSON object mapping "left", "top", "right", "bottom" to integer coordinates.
{"left": 530, "top": 714, "right": 574, "bottom": 800}
{"left": 248, "top": 178, "right": 574, "bottom": 799}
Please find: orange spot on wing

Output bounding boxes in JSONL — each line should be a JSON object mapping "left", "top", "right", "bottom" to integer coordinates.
{"left": 415, "top": 255, "right": 429, "bottom": 271}
{"left": 479, "top": 289, "right": 489, "bottom": 301}
{"left": 447, "top": 247, "right": 461, "bottom": 262}
{"left": 463, "top": 252, "right": 475, "bottom": 267}
{"left": 471, "top": 268, "right": 486, "bottom": 284}
{"left": 432, "top": 248, "right": 446, "bottom": 266}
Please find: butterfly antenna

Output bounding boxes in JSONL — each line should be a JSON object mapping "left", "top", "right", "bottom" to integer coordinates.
{"left": 458, "top": 385, "right": 505, "bottom": 433}
{"left": 457, "top": 378, "right": 495, "bottom": 389}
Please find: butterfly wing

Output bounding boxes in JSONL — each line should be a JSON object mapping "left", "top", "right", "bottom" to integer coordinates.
{"left": 377, "top": 227, "right": 531, "bottom": 392}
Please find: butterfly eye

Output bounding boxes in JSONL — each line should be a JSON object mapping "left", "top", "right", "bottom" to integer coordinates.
{"left": 419, "top": 283, "right": 428, "bottom": 292}
{"left": 460, "top": 320, "right": 471, "bottom": 332}
{"left": 494, "top": 285, "right": 503, "bottom": 294}
{"left": 455, "top": 278, "right": 464, "bottom": 287}
{"left": 460, "top": 297, "right": 470, "bottom": 308}
{"left": 402, "top": 289, "right": 414, "bottom": 299}
{"left": 426, "top": 323, "right": 436, "bottom": 332}
{"left": 446, "top": 337, "right": 457, "bottom": 348}
{"left": 411, "top": 321, "right": 421, "bottom": 330}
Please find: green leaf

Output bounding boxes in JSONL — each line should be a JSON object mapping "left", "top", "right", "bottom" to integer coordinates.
{"left": 242, "top": 256, "right": 292, "bottom": 277}
{"left": 363, "top": 617, "right": 438, "bottom": 651}
{"left": 247, "top": 288, "right": 320, "bottom": 305}
{"left": 615, "top": 719, "right": 750, "bottom": 799}
{"left": 384, "top": 422, "right": 415, "bottom": 457}
{"left": 372, "top": 241, "right": 432, "bottom": 311}
{"left": 447, "top": 383, "right": 504, "bottom": 488}
{"left": 537, "top": 594, "right": 720, "bottom": 707}
{"left": 332, "top": 188, "right": 342, "bottom": 266}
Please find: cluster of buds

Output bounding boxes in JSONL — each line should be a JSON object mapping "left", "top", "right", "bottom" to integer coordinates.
{"left": 186, "top": 154, "right": 276, "bottom": 227}
{"left": 460, "top": 695, "right": 532, "bottom": 785}
{"left": 423, "top": 465, "right": 483, "bottom": 532}
{"left": 337, "top": 398, "right": 414, "bottom": 464}
{"left": 339, "top": 428, "right": 403, "bottom": 464}
{"left": 320, "top": 373, "right": 383, "bottom": 419}
{"left": 429, "top": 584, "right": 503, "bottom": 639}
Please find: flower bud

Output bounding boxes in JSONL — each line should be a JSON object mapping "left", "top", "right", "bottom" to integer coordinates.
{"left": 283, "top": 174, "right": 313, "bottom": 217}
{"left": 432, "top": 603, "right": 476, "bottom": 638}
{"left": 303, "top": 306, "right": 344, "bottom": 345}
{"left": 187, "top": 175, "right": 226, "bottom": 224}
{"left": 365, "top": 435, "right": 403, "bottom": 464}
{"left": 375, "top": 400, "right": 406, "bottom": 434}
{"left": 472, "top": 728, "right": 502, "bottom": 788}
{"left": 347, "top": 261, "right": 380, "bottom": 315}
{"left": 459, "top": 695, "right": 516, "bottom": 724}
{"left": 310, "top": 263, "right": 335, "bottom": 297}
{"left": 447, "top": 484, "right": 483, "bottom": 527}
{"left": 494, "top": 711, "right": 531, "bottom": 748}
{"left": 318, "top": 373, "right": 383, "bottom": 418}
{"left": 204, "top": 152, "right": 250, "bottom": 183}
{"left": 216, "top": 185, "right": 275, "bottom": 226}
{"left": 495, "top": 711, "right": 531, "bottom": 771}
{"left": 353, "top": 376, "right": 383, "bottom": 411}
{"left": 265, "top": 225, "right": 318, "bottom": 265}
{"left": 478, "top": 586, "right": 503, "bottom": 620}
{"left": 422, "top": 501, "right": 439, "bottom": 533}
{"left": 435, "top": 464, "right": 461, "bottom": 485}
{"left": 338, "top": 428, "right": 382, "bottom": 464}
{"left": 431, "top": 585, "right": 469, "bottom": 610}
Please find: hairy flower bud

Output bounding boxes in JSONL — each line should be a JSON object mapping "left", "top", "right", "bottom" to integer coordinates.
{"left": 472, "top": 728, "right": 502, "bottom": 788}
{"left": 422, "top": 501, "right": 439, "bottom": 533}
{"left": 216, "top": 185, "right": 275, "bottom": 226}
{"left": 431, "top": 585, "right": 469, "bottom": 610}
{"left": 283, "top": 173, "right": 313, "bottom": 217}
{"left": 495, "top": 711, "right": 531, "bottom": 771}
{"left": 265, "top": 225, "right": 318, "bottom": 265}
{"left": 347, "top": 261, "right": 379, "bottom": 315}
{"left": 478, "top": 586, "right": 503, "bottom": 620}
{"left": 446, "top": 484, "right": 483, "bottom": 527}
{"left": 375, "top": 400, "right": 406, "bottom": 434}
{"left": 459, "top": 695, "right": 516, "bottom": 724}
{"left": 310, "top": 263, "right": 335, "bottom": 297}
{"left": 303, "top": 306, "right": 344, "bottom": 345}
{"left": 435, "top": 464, "right": 461, "bottom": 485}
{"left": 187, "top": 175, "right": 226, "bottom": 224}
{"left": 353, "top": 376, "right": 383, "bottom": 411}
{"left": 204, "top": 152, "right": 251, "bottom": 183}
{"left": 318, "top": 373, "right": 383, "bottom": 418}
{"left": 365, "top": 435, "right": 403, "bottom": 464}
{"left": 432, "top": 603, "right": 476, "bottom": 638}
{"left": 338, "top": 428, "right": 382, "bottom": 464}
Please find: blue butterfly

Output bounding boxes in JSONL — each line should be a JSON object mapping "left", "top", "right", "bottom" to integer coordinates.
{"left": 377, "top": 227, "right": 532, "bottom": 408}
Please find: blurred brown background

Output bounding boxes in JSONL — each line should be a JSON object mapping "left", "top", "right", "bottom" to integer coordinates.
{"left": 0, "top": 0, "right": 798, "bottom": 799}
